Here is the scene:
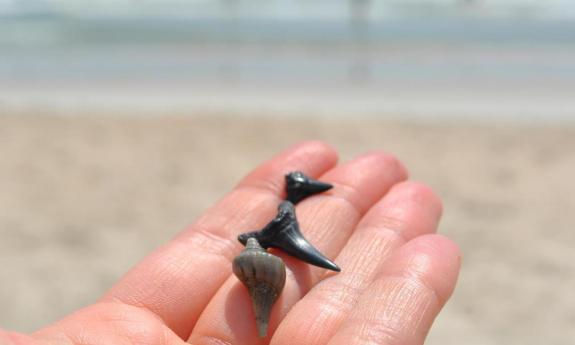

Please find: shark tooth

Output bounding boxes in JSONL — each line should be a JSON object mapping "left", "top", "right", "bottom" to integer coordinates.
{"left": 238, "top": 201, "right": 341, "bottom": 272}
{"left": 285, "top": 171, "right": 333, "bottom": 205}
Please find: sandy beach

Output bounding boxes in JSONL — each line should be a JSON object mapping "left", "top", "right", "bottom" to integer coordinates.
{"left": 0, "top": 112, "right": 573, "bottom": 344}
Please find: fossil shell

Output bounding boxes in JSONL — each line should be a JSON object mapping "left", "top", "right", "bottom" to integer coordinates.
{"left": 238, "top": 201, "right": 341, "bottom": 272}
{"left": 232, "top": 238, "right": 286, "bottom": 337}
{"left": 285, "top": 171, "right": 333, "bottom": 205}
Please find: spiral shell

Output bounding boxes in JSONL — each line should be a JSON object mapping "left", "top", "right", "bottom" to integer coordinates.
{"left": 233, "top": 238, "right": 286, "bottom": 337}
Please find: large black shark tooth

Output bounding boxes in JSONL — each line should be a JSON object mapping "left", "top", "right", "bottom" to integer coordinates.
{"left": 238, "top": 201, "right": 341, "bottom": 272}
{"left": 285, "top": 171, "right": 333, "bottom": 205}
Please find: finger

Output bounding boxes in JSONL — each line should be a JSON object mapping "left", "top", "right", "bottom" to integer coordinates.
{"left": 271, "top": 181, "right": 443, "bottom": 345}
{"left": 188, "top": 152, "right": 408, "bottom": 345}
{"left": 1, "top": 330, "right": 39, "bottom": 345}
{"left": 101, "top": 141, "right": 338, "bottom": 338}
{"left": 327, "top": 234, "right": 461, "bottom": 345}
{"left": 32, "top": 302, "right": 188, "bottom": 345}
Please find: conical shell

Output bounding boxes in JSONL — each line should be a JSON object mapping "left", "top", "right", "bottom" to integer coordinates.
{"left": 238, "top": 201, "right": 341, "bottom": 272}
{"left": 285, "top": 171, "right": 333, "bottom": 205}
{"left": 232, "top": 238, "right": 286, "bottom": 337}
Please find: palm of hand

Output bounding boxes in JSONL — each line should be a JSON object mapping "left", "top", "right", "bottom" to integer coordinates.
{"left": 2, "top": 142, "right": 460, "bottom": 345}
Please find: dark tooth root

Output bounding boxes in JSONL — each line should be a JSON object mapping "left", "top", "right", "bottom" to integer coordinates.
{"left": 285, "top": 171, "right": 333, "bottom": 205}
{"left": 237, "top": 201, "right": 341, "bottom": 272}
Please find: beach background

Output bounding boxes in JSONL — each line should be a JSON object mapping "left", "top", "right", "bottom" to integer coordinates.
{"left": 1, "top": 1, "right": 574, "bottom": 344}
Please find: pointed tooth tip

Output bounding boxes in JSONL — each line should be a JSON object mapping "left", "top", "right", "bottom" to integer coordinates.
{"left": 314, "top": 181, "right": 333, "bottom": 190}
{"left": 322, "top": 260, "right": 341, "bottom": 272}
{"left": 331, "top": 264, "right": 342, "bottom": 272}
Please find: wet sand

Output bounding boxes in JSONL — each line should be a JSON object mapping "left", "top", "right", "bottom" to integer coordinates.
{"left": 0, "top": 113, "right": 573, "bottom": 344}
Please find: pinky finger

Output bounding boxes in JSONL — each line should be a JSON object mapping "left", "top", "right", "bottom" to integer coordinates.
{"left": 327, "top": 234, "right": 461, "bottom": 345}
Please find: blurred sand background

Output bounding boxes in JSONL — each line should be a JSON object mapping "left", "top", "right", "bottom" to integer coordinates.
{"left": 0, "top": 112, "right": 574, "bottom": 344}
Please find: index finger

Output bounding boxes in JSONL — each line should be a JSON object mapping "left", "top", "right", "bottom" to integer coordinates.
{"left": 101, "top": 141, "right": 338, "bottom": 338}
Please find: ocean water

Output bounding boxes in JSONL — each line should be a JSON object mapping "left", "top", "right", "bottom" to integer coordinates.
{"left": 1, "top": 1, "right": 574, "bottom": 121}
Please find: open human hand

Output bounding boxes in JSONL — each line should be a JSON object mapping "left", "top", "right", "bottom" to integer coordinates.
{"left": 2, "top": 141, "right": 461, "bottom": 345}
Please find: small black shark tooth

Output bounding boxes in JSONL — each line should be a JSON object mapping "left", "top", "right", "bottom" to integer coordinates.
{"left": 285, "top": 171, "right": 333, "bottom": 205}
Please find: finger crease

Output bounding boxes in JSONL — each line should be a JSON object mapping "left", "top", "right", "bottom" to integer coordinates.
{"left": 328, "top": 180, "right": 367, "bottom": 215}
{"left": 359, "top": 223, "right": 409, "bottom": 245}
{"left": 235, "top": 180, "right": 284, "bottom": 199}
{"left": 314, "top": 193, "right": 362, "bottom": 221}
{"left": 314, "top": 278, "right": 365, "bottom": 314}
{"left": 385, "top": 275, "right": 442, "bottom": 307}
{"left": 179, "top": 226, "right": 241, "bottom": 264}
